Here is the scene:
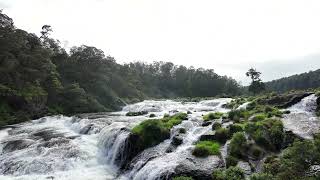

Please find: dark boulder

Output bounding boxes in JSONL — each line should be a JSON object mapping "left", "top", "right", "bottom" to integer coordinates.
{"left": 171, "top": 135, "right": 183, "bottom": 146}
{"left": 199, "top": 131, "right": 216, "bottom": 141}
{"left": 202, "top": 121, "right": 213, "bottom": 127}
{"left": 2, "top": 139, "right": 34, "bottom": 153}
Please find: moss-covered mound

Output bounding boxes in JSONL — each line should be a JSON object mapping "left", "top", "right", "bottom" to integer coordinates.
{"left": 192, "top": 140, "right": 220, "bottom": 157}
{"left": 131, "top": 113, "right": 188, "bottom": 150}
{"left": 203, "top": 112, "right": 224, "bottom": 121}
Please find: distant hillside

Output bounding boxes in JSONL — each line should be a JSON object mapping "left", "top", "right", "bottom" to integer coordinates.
{"left": 266, "top": 69, "right": 320, "bottom": 92}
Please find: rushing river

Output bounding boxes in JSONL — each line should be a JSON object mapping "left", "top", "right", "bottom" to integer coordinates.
{"left": 0, "top": 99, "right": 231, "bottom": 180}
{"left": 0, "top": 95, "right": 318, "bottom": 180}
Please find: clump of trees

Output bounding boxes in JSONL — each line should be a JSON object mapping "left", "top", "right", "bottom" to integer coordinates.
{"left": 0, "top": 11, "right": 242, "bottom": 127}
{"left": 246, "top": 68, "right": 265, "bottom": 94}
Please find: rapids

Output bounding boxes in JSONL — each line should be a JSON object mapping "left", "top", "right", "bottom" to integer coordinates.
{"left": 0, "top": 99, "right": 231, "bottom": 180}
{"left": 0, "top": 95, "right": 319, "bottom": 180}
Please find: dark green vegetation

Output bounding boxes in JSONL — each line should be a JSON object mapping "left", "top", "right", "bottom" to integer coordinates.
{"left": 212, "top": 167, "right": 245, "bottom": 180}
{"left": 266, "top": 69, "right": 320, "bottom": 93}
{"left": 203, "top": 112, "right": 224, "bottom": 121}
{"left": 131, "top": 113, "right": 188, "bottom": 150}
{"left": 192, "top": 141, "right": 220, "bottom": 157}
{"left": 125, "top": 111, "right": 148, "bottom": 116}
{"left": 246, "top": 68, "right": 266, "bottom": 95}
{"left": 0, "top": 11, "right": 242, "bottom": 127}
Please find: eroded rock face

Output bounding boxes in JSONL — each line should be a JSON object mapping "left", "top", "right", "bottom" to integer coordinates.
{"left": 172, "top": 156, "right": 223, "bottom": 180}
{"left": 199, "top": 131, "right": 216, "bottom": 141}
{"left": 2, "top": 139, "right": 34, "bottom": 153}
{"left": 237, "top": 161, "right": 252, "bottom": 176}
{"left": 258, "top": 92, "right": 314, "bottom": 108}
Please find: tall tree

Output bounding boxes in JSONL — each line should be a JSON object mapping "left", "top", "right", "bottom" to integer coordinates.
{"left": 246, "top": 68, "right": 265, "bottom": 94}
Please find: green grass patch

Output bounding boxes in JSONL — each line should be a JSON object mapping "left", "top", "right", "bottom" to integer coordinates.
{"left": 192, "top": 141, "right": 220, "bottom": 157}
{"left": 173, "top": 176, "right": 193, "bottom": 180}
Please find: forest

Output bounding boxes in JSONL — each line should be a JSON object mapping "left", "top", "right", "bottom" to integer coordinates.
{"left": 0, "top": 11, "right": 241, "bottom": 126}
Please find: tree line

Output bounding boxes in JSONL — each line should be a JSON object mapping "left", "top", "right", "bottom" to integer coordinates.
{"left": 0, "top": 11, "right": 241, "bottom": 126}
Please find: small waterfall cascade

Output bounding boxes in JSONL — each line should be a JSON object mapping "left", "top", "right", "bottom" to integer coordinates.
{"left": 282, "top": 94, "right": 319, "bottom": 139}
{"left": 0, "top": 98, "right": 233, "bottom": 180}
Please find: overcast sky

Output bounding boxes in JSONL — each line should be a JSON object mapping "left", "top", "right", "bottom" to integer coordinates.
{"left": 1, "top": 0, "right": 320, "bottom": 85}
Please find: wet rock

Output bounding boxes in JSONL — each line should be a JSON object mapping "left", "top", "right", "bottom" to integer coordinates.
{"left": 2, "top": 139, "right": 34, "bottom": 153}
{"left": 170, "top": 110, "right": 179, "bottom": 114}
{"left": 79, "top": 124, "right": 93, "bottom": 134}
{"left": 237, "top": 161, "right": 252, "bottom": 176}
{"left": 187, "top": 111, "right": 192, "bottom": 114}
{"left": 199, "top": 131, "right": 216, "bottom": 141}
{"left": 171, "top": 135, "right": 183, "bottom": 146}
{"left": 126, "top": 111, "right": 148, "bottom": 116}
{"left": 258, "top": 92, "right": 314, "bottom": 108}
{"left": 31, "top": 128, "right": 65, "bottom": 141}
{"left": 172, "top": 156, "right": 223, "bottom": 180}
{"left": 202, "top": 121, "right": 213, "bottom": 127}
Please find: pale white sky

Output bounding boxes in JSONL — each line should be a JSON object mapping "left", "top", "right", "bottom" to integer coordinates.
{"left": 1, "top": 0, "right": 320, "bottom": 85}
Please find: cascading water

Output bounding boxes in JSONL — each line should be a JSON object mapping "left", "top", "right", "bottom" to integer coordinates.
{"left": 0, "top": 98, "right": 232, "bottom": 180}
{"left": 282, "top": 94, "right": 320, "bottom": 139}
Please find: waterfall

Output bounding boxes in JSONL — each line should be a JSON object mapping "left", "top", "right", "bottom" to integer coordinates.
{"left": 0, "top": 98, "right": 233, "bottom": 180}
{"left": 282, "top": 94, "right": 320, "bottom": 139}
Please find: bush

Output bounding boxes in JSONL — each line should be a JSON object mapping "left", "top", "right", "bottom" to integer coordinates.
{"left": 245, "top": 119, "right": 284, "bottom": 151}
{"left": 249, "top": 145, "right": 264, "bottom": 159}
{"left": 229, "top": 132, "right": 248, "bottom": 158}
{"left": 212, "top": 122, "right": 222, "bottom": 130}
{"left": 251, "top": 113, "right": 266, "bottom": 122}
{"left": 173, "top": 176, "right": 193, "bottom": 180}
{"left": 132, "top": 113, "right": 188, "bottom": 150}
{"left": 249, "top": 173, "right": 274, "bottom": 180}
{"left": 228, "top": 109, "right": 249, "bottom": 122}
{"left": 213, "top": 167, "right": 245, "bottom": 180}
{"left": 192, "top": 141, "right": 220, "bottom": 157}
{"left": 226, "top": 155, "right": 239, "bottom": 167}
{"left": 228, "top": 124, "right": 244, "bottom": 135}
{"left": 225, "top": 167, "right": 245, "bottom": 180}
{"left": 215, "top": 128, "right": 230, "bottom": 144}
{"left": 203, "top": 112, "right": 224, "bottom": 121}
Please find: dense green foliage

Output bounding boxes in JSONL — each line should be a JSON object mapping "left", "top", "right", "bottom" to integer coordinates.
{"left": 246, "top": 68, "right": 266, "bottom": 94}
{"left": 212, "top": 167, "right": 245, "bottom": 180}
{"left": 266, "top": 69, "right": 320, "bottom": 92}
{"left": 131, "top": 113, "right": 187, "bottom": 150}
{"left": 192, "top": 140, "right": 220, "bottom": 157}
{"left": 0, "top": 11, "right": 241, "bottom": 127}
{"left": 203, "top": 112, "right": 224, "bottom": 121}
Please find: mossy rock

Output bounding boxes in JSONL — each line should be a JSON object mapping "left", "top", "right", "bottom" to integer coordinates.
{"left": 192, "top": 141, "right": 220, "bottom": 157}
{"left": 203, "top": 112, "right": 224, "bottom": 121}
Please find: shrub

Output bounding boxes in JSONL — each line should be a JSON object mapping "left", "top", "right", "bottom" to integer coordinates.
{"left": 212, "top": 167, "right": 245, "bottom": 180}
{"left": 245, "top": 119, "right": 284, "bottom": 151}
{"left": 225, "top": 167, "right": 245, "bottom": 180}
{"left": 228, "top": 124, "right": 244, "bottom": 135}
{"left": 203, "top": 112, "right": 224, "bottom": 121}
{"left": 215, "top": 128, "right": 230, "bottom": 144}
{"left": 212, "top": 122, "right": 222, "bottom": 130}
{"left": 226, "top": 155, "right": 239, "bottom": 167}
{"left": 249, "top": 145, "right": 264, "bottom": 159}
{"left": 228, "top": 109, "right": 249, "bottom": 122}
{"left": 249, "top": 173, "right": 274, "bottom": 180}
{"left": 132, "top": 113, "right": 188, "bottom": 150}
{"left": 192, "top": 141, "right": 220, "bottom": 157}
{"left": 229, "top": 132, "right": 248, "bottom": 158}
{"left": 173, "top": 176, "right": 193, "bottom": 180}
{"left": 251, "top": 114, "right": 266, "bottom": 122}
